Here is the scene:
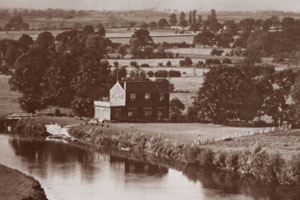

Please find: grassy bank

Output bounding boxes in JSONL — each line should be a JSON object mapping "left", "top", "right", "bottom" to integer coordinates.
{"left": 69, "top": 124, "right": 300, "bottom": 186}
{"left": 0, "top": 164, "right": 47, "bottom": 200}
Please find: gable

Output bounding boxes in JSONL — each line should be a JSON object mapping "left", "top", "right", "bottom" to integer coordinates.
{"left": 110, "top": 82, "right": 126, "bottom": 106}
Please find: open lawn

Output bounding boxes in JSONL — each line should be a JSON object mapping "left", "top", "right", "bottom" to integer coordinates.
{"left": 111, "top": 123, "right": 264, "bottom": 143}
{"left": 208, "top": 130, "right": 300, "bottom": 159}
{"left": 0, "top": 75, "right": 22, "bottom": 117}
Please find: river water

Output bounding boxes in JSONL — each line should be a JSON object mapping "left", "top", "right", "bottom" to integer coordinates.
{"left": 0, "top": 134, "right": 298, "bottom": 200}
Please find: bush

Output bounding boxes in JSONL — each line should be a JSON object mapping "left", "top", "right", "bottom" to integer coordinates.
{"left": 166, "top": 61, "right": 172, "bottom": 67}
{"left": 168, "top": 70, "right": 181, "bottom": 77}
{"left": 130, "top": 61, "right": 138, "bottom": 68}
{"left": 154, "top": 70, "right": 168, "bottom": 77}
{"left": 179, "top": 60, "right": 185, "bottom": 67}
{"left": 210, "top": 48, "right": 224, "bottom": 56}
{"left": 222, "top": 58, "right": 232, "bottom": 64}
{"left": 0, "top": 65, "right": 10, "bottom": 75}
{"left": 147, "top": 71, "right": 154, "bottom": 77}
{"left": 55, "top": 108, "right": 62, "bottom": 117}
{"left": 158, "top": 62, "right": 163, "bottom": 67}
{"left": 141, "top": 63, "right": 150, "bottom": 68}
{"left": 205, "top": 58, "right": 221, "bottom": 65}
{"left": 184, "top": 57, "right": 193, "bottom": 66}
{"left": 272, "top": 57, "right": 285, "bottom": 63}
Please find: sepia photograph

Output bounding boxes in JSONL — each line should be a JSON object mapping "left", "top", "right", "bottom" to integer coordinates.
{"left": 1, "top": 0, "right": 300, "bottom": 199}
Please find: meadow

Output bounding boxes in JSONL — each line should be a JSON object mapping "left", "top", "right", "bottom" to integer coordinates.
{"left": 111, "top": 122, "right": 264, "bottom": 143}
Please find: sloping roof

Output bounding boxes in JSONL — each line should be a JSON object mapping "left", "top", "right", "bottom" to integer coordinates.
{"left": 119, "top": 80, "right": 169, "bottom": 94}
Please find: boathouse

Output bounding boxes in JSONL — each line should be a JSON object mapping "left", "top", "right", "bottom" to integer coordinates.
{"left": 94, "top": 80, "right": 170, "bottom": 122}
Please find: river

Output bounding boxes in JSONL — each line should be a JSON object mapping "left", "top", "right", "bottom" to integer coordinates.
{"left": 0, "top": 134, "right": 298, "bottom": 200}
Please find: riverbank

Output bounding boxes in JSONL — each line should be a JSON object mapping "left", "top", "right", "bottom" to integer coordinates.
{"left": 0, "top": 164, "right": 47, "bottom": 200}
{"left": 69, "top": 124, "right": 300, "bottom": 186}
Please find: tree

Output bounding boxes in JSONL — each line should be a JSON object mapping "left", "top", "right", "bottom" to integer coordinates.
{"left": 192, "top": 66, "right": 261, "bottom": 124}
{"left": 18, "top": 34, "right": 33, "bottom": 47}
{"left": 5, "top": 16, "right": 29, "bottom": 31}
{"left": 179, "top": 12, "right": 188, "bottom": 29}
{"left": 188, "top": 11, "right": 192, "bottom": 25}
{"left": 118, "top": 45, "right": 127, "bottom": 59}
{"left": 129, "top": 29, "right": 153, "bottom": 59}
{"left": 36, "top": 31, "right": 55, "bottom": 50}
{"left": 148, "top": 21, "right": 157, "bottom": 29}
{"left": 97, "top": 23, "right": 106, "bottom": 36}
{"left": 197, "top": 15, "right": 203, "bottom": 26}
{"left": 158, "top": 18, "right": 169, "bottom": 29}
{"left": 83, "top": 25, "right": 94, "bottom": 34}
{"left": 193, "top": 30, "right": 215, "bottom": 47}
{"left": 9, "top": 47, "right": 56, "bottom": 112}
{"left": 170, "top": 98, "right": 185, "bottom": 121}
{"left": 169, "top": 13, "right": 177, "bottom": 26}
{"left": 140, "top": 22, "right": 149, "bottom": 29}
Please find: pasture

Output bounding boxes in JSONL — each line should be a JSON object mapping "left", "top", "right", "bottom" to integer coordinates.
{"left": 111, "top": 122, "right": 265, "bottom": 143}
{"left": 0, "top": 75, "right": 22, "bottom": 117}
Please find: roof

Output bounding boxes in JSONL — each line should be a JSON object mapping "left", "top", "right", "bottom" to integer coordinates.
{"left": 119, "top": 80, "right": 169, "bottom": 94}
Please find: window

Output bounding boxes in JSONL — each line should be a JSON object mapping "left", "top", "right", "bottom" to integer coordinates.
{"left": 128, "top": 111, "right": 133, "bottom": 117}
{"left": 113, "top": 109, "right": 121, "bottom": 118}
{"left": 130, "top": 93, "right": 136, "bottom": 100}
{"left": 145, "top": 93, "right": 151, "bottom": 100}
{"left": 160, "top": 94, "right": 165, "bottom": 101}
{"left": 158, "top": 110, "right": 164, "bottom": 120}
{"left": 144, "top": 108, "right": 152, "bottom": 117}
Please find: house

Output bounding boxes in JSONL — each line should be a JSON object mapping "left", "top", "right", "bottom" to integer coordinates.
{"left": 94, "top": 80, "right": 170, "bottom": 122}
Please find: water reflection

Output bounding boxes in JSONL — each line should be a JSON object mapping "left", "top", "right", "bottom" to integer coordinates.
{"left": 183, "top": 163, "right": 300, "bottom": 200}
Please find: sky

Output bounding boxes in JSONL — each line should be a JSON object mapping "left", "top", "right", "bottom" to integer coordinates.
{"left": 1, "top": 0, "right": 300, "bottom": 12}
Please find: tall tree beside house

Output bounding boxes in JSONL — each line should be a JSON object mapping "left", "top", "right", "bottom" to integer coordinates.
{"left": 170, "top": 98, "right": 185, "bottom": 121}
{"left": 43, "top": 54, "right": 79, "bottom": 107}
{"left": 169, "top": 13, "right": 177, "bottom": 26}
{"left": 190, "top": 66, "right": 262, "bottom": 124}
{"left": 129, "top": 29, "right": 153, "bottom": 59}
{"left": 9, "top": 46, "right": 56, "bottom": 112}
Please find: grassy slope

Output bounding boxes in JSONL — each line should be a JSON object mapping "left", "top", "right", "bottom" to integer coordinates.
{"left": 0, "top": 75, "right": 22, "bottom": 117}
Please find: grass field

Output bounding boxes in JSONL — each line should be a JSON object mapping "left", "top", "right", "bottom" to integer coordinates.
{"left": 0, "top": 75, "right": 22, "bottom": 117}
{"left": 111, "top": 122, "right": 264, "bottom": 143}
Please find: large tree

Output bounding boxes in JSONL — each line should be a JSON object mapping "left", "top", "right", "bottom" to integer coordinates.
{"left": 169, "top": 13, "right": 177, "bottom": 26}
{"left": 129, "top": 29, "right": 153, "bottom": 59}
{"left": 193, "top": 30, "right": 215, "bottom": 47}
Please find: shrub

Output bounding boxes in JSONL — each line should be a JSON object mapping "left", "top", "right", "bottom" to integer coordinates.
{"left": 205, "top": 58, "right": 221, "bottom": 65}
{"left": 55, "top": 108, "right": 62, "bottom": 117}
{"left": 158, "top": 62, "right": 163, "bottom": 67}
{"left": 210, "top": 48, "right": 224, "bottom": 56}
{"left": 166, "top": 61, "right": 172, "bottom": 67}
{"left": 141, "top": 63, "right": 150, "bottom": 68}
{"left": 272, "top": 57, "right": 285, "bottom": 63}
{"left": 179, "top": 60, "right": 185, "bottom": 67}
{"left": 0, "top": 65, "right": 10, "bottom": 75}
{"left": 130, "top": 61, "right": 138, "bottom": 68}
{"left": 168, "top": 70, "right": 181, "bottom": 77}
{"left": 184, "top": 57, "right": 193, "bottom": 66}
{"left": 222, "top": 58, "right": 232, "bottom": 64}
{"left": 154, "top": 70, "right": 168, "bottom": 77}
{"left": 147, "top": 71, "right": 154, "bottom": 77}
